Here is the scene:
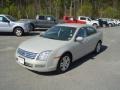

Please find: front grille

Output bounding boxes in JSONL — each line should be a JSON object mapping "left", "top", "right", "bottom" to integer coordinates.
{"left": 17, "top": 48, "right": 37, "bottom": 59}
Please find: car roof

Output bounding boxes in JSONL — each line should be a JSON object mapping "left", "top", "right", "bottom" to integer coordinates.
{"left": 0, "top": 14, "right": 5, "bottom": 16}
{"left": 56, "top": 23, "right": 89, "bottom": 28}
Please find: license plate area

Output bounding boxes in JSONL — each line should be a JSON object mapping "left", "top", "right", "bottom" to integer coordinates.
{"left": 18, "top": 56, "right": 25, "bottom": 65}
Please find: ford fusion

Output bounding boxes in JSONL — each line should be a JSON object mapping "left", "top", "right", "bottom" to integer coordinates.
{"left": 16, "top": 24, "right": 103, "bottom": 73}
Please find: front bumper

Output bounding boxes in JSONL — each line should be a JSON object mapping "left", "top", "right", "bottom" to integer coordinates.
{"left": 23, "top": 24, "right": 32, "bottom": 33}
{"left": 16, "top": 56, "right": 58, "bottom": 72}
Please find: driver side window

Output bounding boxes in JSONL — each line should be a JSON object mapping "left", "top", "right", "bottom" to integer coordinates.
{"left": 0, "top": 16, "right": 8, "bottom": 22}
{"left": 76, "top": 27, "right": 87, "bottom": 38}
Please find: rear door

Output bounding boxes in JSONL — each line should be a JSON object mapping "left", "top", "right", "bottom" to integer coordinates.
{"left": 45, "top": 16, "right": 56, "bottom": 28}
{"left": 0, "top": 16, "right": 11, "bottom": 32}
{"left": 36, "top": 16, "right": 47, "bottom": 28}
{"left": 72, "top": 27, "right": 88, "bottom": 61}
{"left": 85, "top": 26, "right": 98, "bottom": 52}
{"left": 72, "top": 26, "right": 98, "bottom": 61}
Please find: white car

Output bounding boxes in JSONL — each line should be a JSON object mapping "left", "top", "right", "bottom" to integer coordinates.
{"left": 16, "top": 24, "right": 103, "bottom": 73}
{"left": 116, "top": 19, "right": 120, "bottom": 26}
{"left": 77, "top": 16, "right": 99, "bottom": 28}
{"left": 0, "top": 14, "right": 32, "bottom": 36}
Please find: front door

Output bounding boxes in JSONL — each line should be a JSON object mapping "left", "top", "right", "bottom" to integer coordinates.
{"left": 0, "top": 16, "right": 11, "bottom": 32}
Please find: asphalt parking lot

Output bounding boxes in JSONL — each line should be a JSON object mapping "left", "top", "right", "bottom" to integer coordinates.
{"left": 0, "top": 27, "right": 120, "bottom": 90}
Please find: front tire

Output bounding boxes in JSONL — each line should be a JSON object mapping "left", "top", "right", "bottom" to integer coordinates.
{"left": 94, "top": 42, "right": 102, "bottom": 54}
{"left": 93, "top": 23, "right": 98, "bottom": 28}
{"left": 57, "top": 53, "right": 72, "bottom": 73}
{"left": 14, "top": 27, "right": 23, "bottom": 37}
{"left": 109, "top": 23, "right": 112, "bottom": 27}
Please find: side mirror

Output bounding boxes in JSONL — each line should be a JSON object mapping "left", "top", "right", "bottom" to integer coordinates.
{"left": 40, "top": 31, "right": 45, "bottom": 36}
{"left": 76, "top": 37, "right": 83, "bottom": 42}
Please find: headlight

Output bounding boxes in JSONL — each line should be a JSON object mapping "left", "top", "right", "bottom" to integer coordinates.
{"left": 36, "top": 50, "right": 52, "bottom": 61}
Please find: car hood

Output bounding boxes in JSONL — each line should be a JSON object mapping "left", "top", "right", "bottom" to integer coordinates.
{"left": 18, "top": 36, "right": 69, "bottom": 53}
{"left": 19, "top": 19, "right": 36, "bottom": 23}
{"left": 92, "top": 20, "right": 98, "bottom": 22}
{"left": 15, "top": 20, "right": 29, "bottom": 24}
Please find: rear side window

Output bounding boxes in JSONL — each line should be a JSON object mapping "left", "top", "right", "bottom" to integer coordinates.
{"left": 80, "top": 17, "right": 86, "bottom": 20}
{"left": 46, "top": 16, "right": 52, "bottom": 21}
{"left": 38, "top": 16, "right": 45, "bottom": 20}
{"left": 46, "top": 16, "right": 55, "bottom": 21}
{"left": 86, "top": 27, "right": 97, "bottom": 36}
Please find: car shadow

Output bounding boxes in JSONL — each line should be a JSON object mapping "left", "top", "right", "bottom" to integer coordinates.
{"left": 0, "top": 31, "right": 40, "bottom": 36}
{"left": 69, "top": 45, "right": 107, "bottom": 71}
{"left": 0, "top": 32, "right": 14, "bottom": 36}
{"left": 31, "top": 45, "right": 108, "bottom": 76}
{"left": 24, "top": 31, "right": 40, "bottom": 36}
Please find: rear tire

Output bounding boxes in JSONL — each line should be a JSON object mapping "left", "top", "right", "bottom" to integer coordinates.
{"left": 14, "top": 27, "right": 23, "bottom": 37}
{"left": 57, "top": 53, "right": 72, "bottom": 73}
{"left": 103, "top": 24, "right": 106, "bottom": 28}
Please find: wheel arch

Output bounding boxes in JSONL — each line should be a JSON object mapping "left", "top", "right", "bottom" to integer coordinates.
{"left": 59, "top": 51, "right": 73, "bottom": 62}
{"left": 30, "top": 23, "right": 35, "bottom": 30}
{"left": 13, "top": 26, "right": 24, "bottom": 33}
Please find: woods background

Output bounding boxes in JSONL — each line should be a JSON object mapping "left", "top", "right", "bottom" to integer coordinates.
{"left": 0, "top": 0, "right": 120, "bottom": 19}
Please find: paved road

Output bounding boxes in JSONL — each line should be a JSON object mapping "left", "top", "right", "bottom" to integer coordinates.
{"left": 0, "top": 27, "right": 120, "bottom": 90}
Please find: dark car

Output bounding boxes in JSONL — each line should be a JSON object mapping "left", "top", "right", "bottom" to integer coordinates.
{"left": 20, "top": 15, "right": 58, "bottom": 30}
{"left": 97, "top": 18, "right": 109, "bottom": 27}
{"left": 35, "top": 15, "right": 58, "bottom": 29}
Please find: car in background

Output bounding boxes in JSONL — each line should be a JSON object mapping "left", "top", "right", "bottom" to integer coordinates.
{"left": 100, "top": 18, "right": 115, "bottom": 27}
{"left": 63, "top": 16, "right": 77, "bottom": 23}
{"left": 16, "top": 23, "right": 103, "bottom": 73}
{"left": 20, "top": 15, "right": 58, "bottom": 30}
{"left": 77, "top": 16, "right": 99, "bottom": 28}
{"left": 116, "top": 19, "right": 120, "bottom": 26}
{"left": 0, "top": 14, "right": 32, "bottom": 36}
{"left": 97, "top": 18, "right": 109, "bottom": 27}
{"left": 63, "top": 16, "right": 87, "bottom": 24}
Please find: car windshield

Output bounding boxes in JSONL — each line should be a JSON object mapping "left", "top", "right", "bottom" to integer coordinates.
{"left": 6, "top": 15, "right": 17, "bottom": 21}
{"left": 42, "top": 26, "right": 76, "bottom": 41}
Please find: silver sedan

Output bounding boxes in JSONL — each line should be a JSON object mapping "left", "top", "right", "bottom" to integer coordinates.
{"left": 16, "top": 24, "right": 103, "bottom": 73}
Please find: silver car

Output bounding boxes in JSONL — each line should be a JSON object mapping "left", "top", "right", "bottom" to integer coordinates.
{"left": 0, "top": 14, "right": 31, "bottom": 36}
{"left": 16, "top": 24, "right": 103, "bottom": 73}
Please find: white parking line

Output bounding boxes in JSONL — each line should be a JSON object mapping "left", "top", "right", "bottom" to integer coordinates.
{"left": 0, "top": 47, "right": 15, "bottom": 52}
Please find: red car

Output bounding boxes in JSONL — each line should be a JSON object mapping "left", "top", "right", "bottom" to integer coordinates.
{"left": 63, "top": 16, "right": 77, "bottom": 23}
{"left": 63, "top": 16, "right": 86, "bottom": 24}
